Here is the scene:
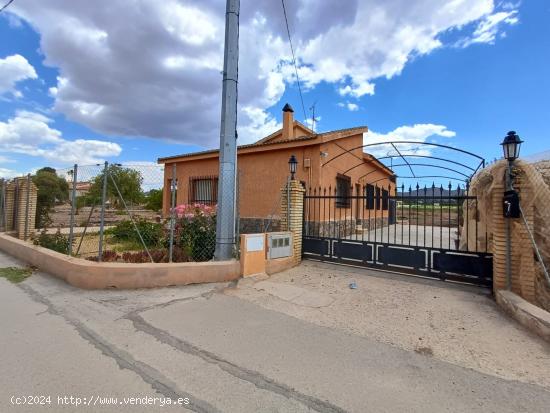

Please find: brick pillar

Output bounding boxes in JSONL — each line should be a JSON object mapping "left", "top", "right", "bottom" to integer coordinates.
{"left": 5, "top": 181, "right": 17, "bottom": 232}
{"left": 491, "top": 163, "right": 537, "bottom": 302}
{"left": 15, "top": 177, "right": 38, "bottom": 240}
{"left": 280, "top": 180, "right": 305, "bottom": 264}
{"left": 491, "top": 169, "right": 507, "bottom": 290}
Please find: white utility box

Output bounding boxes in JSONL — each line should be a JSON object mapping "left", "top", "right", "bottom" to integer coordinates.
{"left": 267, "top": 232, "right": 292, "bottom": 259}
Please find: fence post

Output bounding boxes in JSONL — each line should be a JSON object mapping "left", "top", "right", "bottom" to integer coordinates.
{"left": 98, "top": 161, "right": 108, "bottom": 262}
{"left": 68, "top": 164, "right": 78, "bottom": 256}
{"left": 0, "top": 179, "right": 5, "bottom": 232}
{"left": 23, "top": 174, "right": 31, "bottom": 240}
{"left": 14, "top": 178, "right": 19, "bottom": 235}
{"left": 169, "top": 163, "right": 176, "bottom": 262}
{"left": 280, "top": 179, "right": 305, "bottom": 264}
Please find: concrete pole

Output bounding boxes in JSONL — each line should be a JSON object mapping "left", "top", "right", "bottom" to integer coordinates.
{"left": 214, "top": 0, "right": 240, "bottom": 261}
{"left": 169, "top": 163, "right": 177, "bottom": 262}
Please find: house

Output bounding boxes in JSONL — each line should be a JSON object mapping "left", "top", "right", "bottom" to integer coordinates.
{"left": 158, "top": 104, "right": 396, "bottom": 233}
{"left": 74, "top": 182, "right": 91, "bottom": 197}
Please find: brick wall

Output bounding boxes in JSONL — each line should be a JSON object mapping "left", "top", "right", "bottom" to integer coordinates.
{"left": 469, "top": 160, "right": 549, "bottom": 310}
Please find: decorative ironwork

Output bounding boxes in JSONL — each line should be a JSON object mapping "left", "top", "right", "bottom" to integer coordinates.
{"left": 302, "top": 182, "right": 493, "bottom": 287}
{"left": 322, "top": 140, "right": 487, "bottom": 184}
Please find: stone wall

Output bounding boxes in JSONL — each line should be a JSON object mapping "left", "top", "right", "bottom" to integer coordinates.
{"left": 239, "top": 217, "right": 281, "bottom": 234}
{"left": 305, "top": 217, "right": 388, "bottom": 238}
{"left": 465, "top": 159, "right": 550, "bottom": 311}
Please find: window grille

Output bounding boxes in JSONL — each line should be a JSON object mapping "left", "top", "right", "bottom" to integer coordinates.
{"left": 189, "top": 176, "right": 218, "bottom": 205}
{"left": 336, "top": 174, "right": 351, "bottom": 208}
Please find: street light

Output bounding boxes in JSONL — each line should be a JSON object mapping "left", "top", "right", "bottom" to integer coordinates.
{"left": 501, "top": 131, "right": 523, "bottom": 162}
{"left": 288, "top": 155, "right": 298, "bottom": 180}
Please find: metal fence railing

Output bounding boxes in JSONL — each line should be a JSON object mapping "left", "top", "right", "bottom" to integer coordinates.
{"left": 1, "top": 163, "right": 223, "bottom": 263}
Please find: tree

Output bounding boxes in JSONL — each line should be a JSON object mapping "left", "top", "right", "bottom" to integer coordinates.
{"left": 87, "top": 165, "right": 143, "bottom": 208}
{"left": 32, "top": 167, "right": 70, "bottom": 228}
{"left": 144, "top": 188, "right": 163, "bottom": 211}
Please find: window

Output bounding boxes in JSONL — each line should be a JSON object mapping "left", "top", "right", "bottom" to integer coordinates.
{"left": 375, "top": 186, "right": 381, "bottom": 210}
{"left": 365, "top": 184, "right": 374, "bottom": 209}
{"left": 335, "top": 174, "right": 351, "bottom": 208}
{"left": 382, "top": 189, "right": 389, "bottom": 210}
{"left": 189, "top": 176, "right": 218, "bottom": 205}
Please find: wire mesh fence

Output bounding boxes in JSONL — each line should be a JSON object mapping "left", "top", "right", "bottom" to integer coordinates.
{"left": 1, "top": 162, "right": 223, "bottom": 263}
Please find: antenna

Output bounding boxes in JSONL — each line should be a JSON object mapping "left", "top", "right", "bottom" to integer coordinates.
{"left": 309, "top": 102, "right": 318, "bottom": 132}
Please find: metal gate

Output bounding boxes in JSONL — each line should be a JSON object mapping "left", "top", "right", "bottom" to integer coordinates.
{"left": 302, "top": 183, "right": 493, "bottom": 287}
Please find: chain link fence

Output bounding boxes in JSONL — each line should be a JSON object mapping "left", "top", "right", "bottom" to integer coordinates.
{"left": 1, "top": 163, "right": 221, "bottom": 263}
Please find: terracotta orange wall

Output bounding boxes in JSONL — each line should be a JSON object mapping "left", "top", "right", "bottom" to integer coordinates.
{"left": 161, "top": 134, "right": 395, "bottom": 221}
{"left": 313, "top": 133, "right": 395, "bottom": 221}
{"left": 162, "top": 144, "right": 321, "bottom": 218}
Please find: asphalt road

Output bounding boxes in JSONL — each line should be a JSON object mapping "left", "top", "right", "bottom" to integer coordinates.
{"left": 1, "top": 250, "right": 549, "bottom": 412}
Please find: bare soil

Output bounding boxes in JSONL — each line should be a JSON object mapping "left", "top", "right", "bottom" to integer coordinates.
{"left": 227, "top": 262, "right": 550, "bottom": 390}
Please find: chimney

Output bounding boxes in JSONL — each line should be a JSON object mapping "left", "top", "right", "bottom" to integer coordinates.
{"left": 282, "top": 103, "right": 294, "bottom": 140}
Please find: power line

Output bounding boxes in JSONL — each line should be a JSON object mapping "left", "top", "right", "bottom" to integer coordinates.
{"left": 0, "top": 0, "right": 15, "bottom": 13}
{"left": 280, "top": 0, "right": 309, "bottom": 126}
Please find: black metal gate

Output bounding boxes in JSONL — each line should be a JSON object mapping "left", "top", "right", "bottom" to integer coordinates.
{"left": 302, "top": 183, "right": 493, "bottom": 287}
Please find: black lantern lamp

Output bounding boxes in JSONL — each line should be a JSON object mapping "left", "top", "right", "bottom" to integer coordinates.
{"left": 501, "top": 131, "right": 523, "bottom": 162}
{"left": 288, "top": 155, "right": 298, "bottom": 180}
{"left": 501, "top": 131, "right": 523, "bottom": 219}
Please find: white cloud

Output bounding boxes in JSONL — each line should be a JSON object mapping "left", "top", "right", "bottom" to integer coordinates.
{"left": 0, "top": 167, "right": 20, "bottom": 179}
{"left": 0, "top": 112, "right": 121, "bottom": 165}
{"left": 8, "top": 1, "right": 515, "bottom": 147}
{"left": 120, "top": 161, "right": 165, "bottom": 189}
{"left": 0, "top": 54, "right": 37, "bottom": 96}
{"left": 365, "top": 124, "right": 456, "bottom": 157}
{"left": 459, "top": 10, "right": 519, "bottom": 47}
{"left": 304, "top": 116, "right": 321, "bottom": 130}
{"left": 338, "top": 102, "right": 360, "bottom": 111}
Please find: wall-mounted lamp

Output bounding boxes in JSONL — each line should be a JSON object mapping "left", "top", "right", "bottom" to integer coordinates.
{"left": 501, "top": 130, "right": 523, "bottom": 162}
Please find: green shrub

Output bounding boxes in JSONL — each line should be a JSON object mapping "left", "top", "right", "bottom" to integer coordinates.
{"left": 173, "top": 204, "right": 216, "bottom": 262}
{"left": 144, "top": 189, "right": 163, "bottom": 211}
{"left": 33, "top": 230, "right": 70, "bottom": 254}
{"left": 106, "top": 219, "right": 163, "bottom": 247}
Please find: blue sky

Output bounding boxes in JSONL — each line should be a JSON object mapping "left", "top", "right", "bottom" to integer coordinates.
{"left": 0, "top": 0, "right": 548, "bottom": 186}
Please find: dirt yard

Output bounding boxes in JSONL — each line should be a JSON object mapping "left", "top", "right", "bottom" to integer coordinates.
{"left": 226, "top": 261, "right": 550, "bottom": 390}
{"left": 49, "top": 204, "right": 160, "bottom": 228}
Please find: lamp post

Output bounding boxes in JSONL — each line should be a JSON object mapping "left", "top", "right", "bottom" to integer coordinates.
{"left": 501, "top": 131, "right": 523, "bottom": 290}
{"left": 288, "top": 155, "right": 298, "bottom": 180}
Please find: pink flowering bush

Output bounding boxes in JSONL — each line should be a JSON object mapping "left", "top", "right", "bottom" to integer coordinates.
{"left": 171, "top": 203, "right": 216, "bottom": 261}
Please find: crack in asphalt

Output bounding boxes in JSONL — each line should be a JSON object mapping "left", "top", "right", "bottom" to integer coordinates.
{"left": 17, "top": 283, "right": 222, "bottom": 413}
{"left": 16, "top": 275, "right": 346, "bottom": 412}
{"left": 126, "top": 311, "right": 349, "bottom": 413}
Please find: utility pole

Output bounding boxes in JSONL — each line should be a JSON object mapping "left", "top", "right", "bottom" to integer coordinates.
{"left": 214, "top": 0, "right": 240, "bottom": 260}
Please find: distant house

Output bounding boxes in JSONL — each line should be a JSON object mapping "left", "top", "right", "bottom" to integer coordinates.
{"left": 158, "top": 104, "right": 395, "bottom": 233}
{"left": 64, "top": 180, "right": 91, "bottom": 198}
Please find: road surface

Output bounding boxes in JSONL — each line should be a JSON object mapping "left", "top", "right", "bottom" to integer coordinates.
{"left": 1, "top": 251, "right": 549, "bottom": 412}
